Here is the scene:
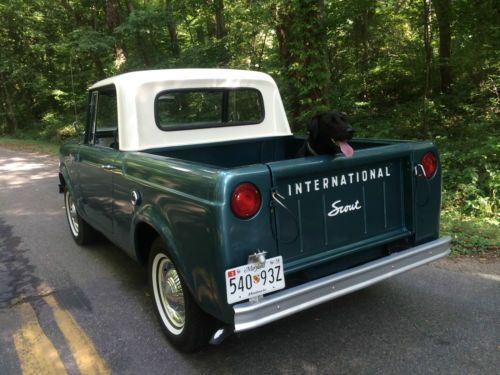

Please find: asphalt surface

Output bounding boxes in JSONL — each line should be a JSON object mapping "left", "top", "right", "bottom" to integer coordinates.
{"left": 0, "top": 146, "right": 498, "bottom": 374}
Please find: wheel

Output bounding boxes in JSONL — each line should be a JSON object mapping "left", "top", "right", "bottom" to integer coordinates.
{"left": 149, "top": 238, "right": 216, "bottom": 352}
{"left": 64, "top": 189, "right": 97, "bottom": 245}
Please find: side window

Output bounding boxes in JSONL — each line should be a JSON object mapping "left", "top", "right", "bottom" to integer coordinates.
{"left": 87, "top": 87, "right": 119, "bottom": 149}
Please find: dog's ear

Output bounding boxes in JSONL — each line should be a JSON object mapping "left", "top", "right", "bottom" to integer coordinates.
{"left": 307, "top": 115, "right": 319, "bottom": 139}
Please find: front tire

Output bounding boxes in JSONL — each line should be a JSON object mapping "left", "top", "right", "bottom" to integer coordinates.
{"left": 149, "top": 238, "right": 216, "bottom": 352}
{"left": 64, "top": 189, "right": 97, "bottom": 245}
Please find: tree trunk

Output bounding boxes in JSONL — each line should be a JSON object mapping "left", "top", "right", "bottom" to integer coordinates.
{"left": 423, "top": 0, "right": 433, "bottom": 95}
{"left": 106, "top": 0, "right": 127, "bottom": 69}
{"left": 106, "top": 0, "right": 121, "bottom": 31}
{"left": 212, "top": 0, "right": 228, "bottom": 65}
{"left": 274, "top": 4, "right": 301, "bottom": 130}
{"left": 122, "top": 0, "right": 150, "bottom": 66}
{"left": 166, "top": 0, "right": 180, "bottom": 57}
{"left": 422, "top": 0, "right": 433, "bottom": 135}
{"left": 434, "top": 0, "right": 452, "bottom": 94}
{"left": 299, "top": 0, "right": 330, "bottom": 105}
{"left": 352, "top": 4, "right": 375, "bottom": 101}
{"left": 274, "top": 8, "right": 292, "bottom": 70}
{"left": 214, "top": 0, "right": 226, "bottom": 39}
{"left": 125, "top": 0, "right": 135, "bottom": 13}
{"left": 1, "top": 73, "right": 18, "bottom": 134}
{"left": 274, "top": 1, "right": 330, "bottom": 130}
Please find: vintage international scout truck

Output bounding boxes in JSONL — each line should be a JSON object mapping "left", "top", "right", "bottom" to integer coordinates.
{"left": 59, "top": 69, "right": 451, "bottom": 352}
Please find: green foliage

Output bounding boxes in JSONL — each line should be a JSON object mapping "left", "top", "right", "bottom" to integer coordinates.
{"left": 440, "top": 133, "right": 498, "bottom": 217}
{"left": 351, "top": 88, "right": 499, "bottom": 225}
{"left": 0, "top": 136, "right": 60, "bottom": 155}
{"left": 0, "top": 0, "right": 498, "bottom": 254}
{"left": 39, "top": 112, "right": 78, "bottom": 142}
{"left": 441, "top": 210, "right": 499, "bottom": 256}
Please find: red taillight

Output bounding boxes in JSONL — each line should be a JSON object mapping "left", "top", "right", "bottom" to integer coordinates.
{"left": 421, "top": 152, "right": 437, "bottom": 178}
{"left": 231, "top": 183, "right": 261, "bottom": 219}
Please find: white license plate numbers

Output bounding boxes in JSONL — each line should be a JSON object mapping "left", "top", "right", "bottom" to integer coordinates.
{"left": 225, "top": 256, "right": 285, "bottom": 304}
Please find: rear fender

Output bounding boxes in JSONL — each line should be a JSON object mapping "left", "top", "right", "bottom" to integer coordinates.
{"left": 132, "top": 204, "right": 180, "bottom": 270}
{"left": 132, "top": 204, "right": 225, "bottom": 322}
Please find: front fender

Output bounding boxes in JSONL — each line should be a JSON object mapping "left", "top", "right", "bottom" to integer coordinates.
{"left": 59, "top": 165, "right": 82, "bottom": 216}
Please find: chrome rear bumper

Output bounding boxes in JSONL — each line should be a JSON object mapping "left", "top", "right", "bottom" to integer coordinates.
{"left": 233, "top": 236, "right": 451, "bottom": 332}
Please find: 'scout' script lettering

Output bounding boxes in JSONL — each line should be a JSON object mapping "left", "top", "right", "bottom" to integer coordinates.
{"left": 328, "top": 200, "right": 362, "bottom": 217}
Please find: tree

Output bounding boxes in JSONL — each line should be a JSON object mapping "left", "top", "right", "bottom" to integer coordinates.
{"left": 422, "top": 0, "right": 433, "bottom": 135}
{"left": 433, "top": 0, "right": 452, "bottom": 94}
{"left": 0, "top": 0, "right": 498, "bottom": 142}
{"left": 274, "top": 0, "right": 331, "bottom": 129}
{"left": 166, "top": 0, "right": 180, "bottom": 57}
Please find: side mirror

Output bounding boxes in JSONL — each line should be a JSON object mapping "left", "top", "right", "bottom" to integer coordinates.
{"left": 71, "top": 121, "right": 85, "bottom": 143}
{"left": 72, "top": 121, "right": 82, "bottom": 134}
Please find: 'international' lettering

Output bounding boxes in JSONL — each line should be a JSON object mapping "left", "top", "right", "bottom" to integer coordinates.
{"left": 286, "top": 165, "right": 392, "bottom": 197}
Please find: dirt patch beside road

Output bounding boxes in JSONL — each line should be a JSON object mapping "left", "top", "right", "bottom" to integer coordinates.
{"left": 0, "top": 139, "right": 59, "bottom": 155}
{"left": 434, "top": 256, "right": 500, "bottom": 277}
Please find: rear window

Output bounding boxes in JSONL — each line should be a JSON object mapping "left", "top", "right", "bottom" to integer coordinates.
{"left": 155, "top": 88, "right": 264, "bottom": 131}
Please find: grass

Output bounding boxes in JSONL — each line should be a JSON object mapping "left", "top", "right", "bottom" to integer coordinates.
{"left": 441, "top": 210, "right": 499, "bottom": 259}
{"left": 0, "top": 136, "right": 60, "bottom": 155}
{"left": 1, "top": 135, "right": 498, "bottom": 259}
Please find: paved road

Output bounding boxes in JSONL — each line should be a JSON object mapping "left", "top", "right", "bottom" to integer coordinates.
{"left": 0, "top": 146, "right": 498, "bottom": 374}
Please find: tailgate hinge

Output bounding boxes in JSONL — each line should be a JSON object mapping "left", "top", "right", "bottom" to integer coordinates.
{"left": 270, "top": 188, "right": 287, "bottom": 210}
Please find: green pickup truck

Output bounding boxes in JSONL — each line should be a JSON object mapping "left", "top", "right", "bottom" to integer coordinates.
{"left": 59, "top": 69, "right": 451, "bottom": 352}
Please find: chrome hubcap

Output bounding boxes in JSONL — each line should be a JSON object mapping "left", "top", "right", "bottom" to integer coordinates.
{"left": 66, "top": 192, "right": 79, "bottom": 236}
{"left": 157, "top": 256, "right": 185, "bottom": 331}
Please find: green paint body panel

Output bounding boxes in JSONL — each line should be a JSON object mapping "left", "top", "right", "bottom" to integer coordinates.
{"left": 59, "top": 136, "right": 442, "bottom": 324}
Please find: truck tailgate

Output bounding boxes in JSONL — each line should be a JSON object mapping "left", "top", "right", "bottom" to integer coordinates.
{"left": 267, "top": 145, "right": 413, "bottom": 271}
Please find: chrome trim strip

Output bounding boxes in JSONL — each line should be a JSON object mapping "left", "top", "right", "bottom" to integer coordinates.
{"left": 233, "top": 236, "right": 451, "bottom": 332}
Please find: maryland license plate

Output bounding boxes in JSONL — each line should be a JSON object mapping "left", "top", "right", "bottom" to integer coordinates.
{"left": 225, "top": 256, "right": 285, "bottom": 304}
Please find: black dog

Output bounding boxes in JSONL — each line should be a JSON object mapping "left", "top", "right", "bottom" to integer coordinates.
{"left": 298, "top": 111, "right": 355, "bottom": 157}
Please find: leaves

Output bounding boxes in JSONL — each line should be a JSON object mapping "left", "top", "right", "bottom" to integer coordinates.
{"left": 0, "top": 0, "right": 498, "bottom": 228}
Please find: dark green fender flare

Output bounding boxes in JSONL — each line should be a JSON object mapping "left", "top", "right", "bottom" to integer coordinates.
{"left": 131, "top": 204, "right": 225, "bottom": 322}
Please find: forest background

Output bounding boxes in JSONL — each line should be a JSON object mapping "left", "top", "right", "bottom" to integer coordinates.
{"left": 0, "top": 0, "right": 498, "bottom": 255}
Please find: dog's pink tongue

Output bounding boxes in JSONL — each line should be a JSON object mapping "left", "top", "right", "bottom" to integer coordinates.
{"left": 339, "top": 141, "right": 354, "bottom": 157}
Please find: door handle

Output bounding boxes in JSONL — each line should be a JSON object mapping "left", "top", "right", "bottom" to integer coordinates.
{"left": 101, "top": 164, "right": 117, "bottom": 170}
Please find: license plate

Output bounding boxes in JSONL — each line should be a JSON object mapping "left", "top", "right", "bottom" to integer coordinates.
{"left": 225, "top": 256, "right": 285, "bottom": 304}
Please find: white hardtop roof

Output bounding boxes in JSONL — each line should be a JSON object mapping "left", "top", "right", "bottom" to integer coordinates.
{"left": 89, "top": 69, "right": 292, "bottom": 151}
{"left": 90, "top": 68, "right": 276, "bottom": 91}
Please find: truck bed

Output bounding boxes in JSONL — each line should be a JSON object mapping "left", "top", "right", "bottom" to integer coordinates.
{"left": 147, "top": 136, "right": 400, "bottom": 168}
{"left": 144, "top": 135, "right": 440, "bottom": 276}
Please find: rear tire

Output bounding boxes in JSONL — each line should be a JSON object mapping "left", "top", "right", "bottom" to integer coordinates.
{"left": 149, "top": 238, "right": 216, "bottom": 352}
{"left": 64, "top": 189, "right": 97, "bottom": 245}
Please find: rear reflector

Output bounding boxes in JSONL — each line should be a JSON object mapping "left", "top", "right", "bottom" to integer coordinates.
{"left": 421, "top": 152, "right": 437, "bottom": 178}
{"left": 231, "top": 183, "right": 261, "bottom": 219}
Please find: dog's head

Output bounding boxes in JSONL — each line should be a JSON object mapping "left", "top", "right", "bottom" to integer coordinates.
{"left": 307, "top": 111, "right": 355, "bottom": 157}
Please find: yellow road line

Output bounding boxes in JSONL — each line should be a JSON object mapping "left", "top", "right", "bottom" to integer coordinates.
{"left": 43, "top": 294, "right": 110, "bottom": 375}
{"left": 13, "top": 303, "right": 68, "bottom": 375}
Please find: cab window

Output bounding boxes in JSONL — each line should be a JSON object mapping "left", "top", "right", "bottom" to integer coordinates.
{"left": 155, "top": 88, "right": 264, "bottom": 131}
